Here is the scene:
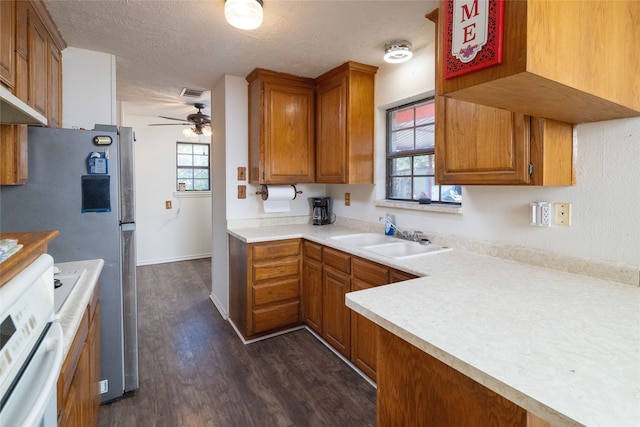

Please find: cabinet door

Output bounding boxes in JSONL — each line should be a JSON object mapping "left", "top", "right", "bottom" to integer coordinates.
{"left": 315, "top": 62, "right": 377, "bottom": 184}
{"left": 351, "top": 258, "right": 389, "bottom": 381}
{"left": 27, "top": 6, "right": 48, "bottom": 116}
{"left": 302, "top": 256, "right": 323, "bottom": 334}
{"left": 322, "top": 265, "right": 351, "bottom": 357}
{"left": 48, "top": 42, "right": 61, "bottom": 128}
{"left": 435, "top": 96, "right": 532, "bottom": 185}
{"left": 14, "top": 0, "right": 28, "bottom": 102}
{"left": 0, "top": 0, "right": 15, "bottom": 88}
{"left": 0, "top": 124, "right": 28, "bottom": 185}
{"left": 316, "top": 73, "right": 347, "bottom": 183}
{"left": 262, "top": 81, "right": 315, "bottom": 184}
{"left": 351, "top": 279, "right": 378, "bottom": 381}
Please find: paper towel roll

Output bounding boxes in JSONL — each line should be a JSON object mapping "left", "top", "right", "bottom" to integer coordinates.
{"left": 261, "top": 185, "right": 298, "bottom": 213}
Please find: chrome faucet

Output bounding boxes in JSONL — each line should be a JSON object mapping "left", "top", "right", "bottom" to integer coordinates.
{"left": 378, "top": 217, "right": 430, "bottom": 245}
{"left": 379, "top": 216, "right": 410, "bottom": 240}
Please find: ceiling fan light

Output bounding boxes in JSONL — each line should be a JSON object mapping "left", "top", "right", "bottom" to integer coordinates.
{"left": 225, "top": 0, "right": 263, "bottom": 30}
{"left": 202, "top": 127, "right": 212, "bottom": 137}
{"left": 384, "top": 40, "right": 413, "bottom": 64}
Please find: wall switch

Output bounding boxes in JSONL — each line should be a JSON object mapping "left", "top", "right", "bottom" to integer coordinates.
{"left": 99, "top": 380, "right": 108, "bottom": 394}
{"left": 237, "top": 185, "right": 246, "bottom": 199}
{"left": 345, "top": 192, "right": 351, "bottom": 206}
{"left": 165, "top": 200, "right": 172, "bottom": 209}
{"left": 237, "top": 167, "right": 246, "bottom": 181}
{"left": 554, "top": 202, "right": 572, "bottom": 226}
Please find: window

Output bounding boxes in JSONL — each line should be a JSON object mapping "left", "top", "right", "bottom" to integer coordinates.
{"left": 386, "top": 98, "right": 461, "bottom": 204}
{"left": 176, "top": 142, "right": 210, "bottom": 191}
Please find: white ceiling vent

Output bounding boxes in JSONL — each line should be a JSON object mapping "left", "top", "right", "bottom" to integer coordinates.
{"left": 180, "top": 87, "right": 206, "bottom": 98}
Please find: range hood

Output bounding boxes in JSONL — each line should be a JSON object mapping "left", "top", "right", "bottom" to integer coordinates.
{"left": 0, "top": 85, "right": 47, "bottom": 126}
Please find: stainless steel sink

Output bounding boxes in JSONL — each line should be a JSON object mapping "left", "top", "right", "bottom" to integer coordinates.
{"left": 330, "top": 233, "right": 451, "bottom": 259}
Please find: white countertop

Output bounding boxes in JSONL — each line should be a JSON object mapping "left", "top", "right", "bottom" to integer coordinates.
{"left": 228, "top": 223, "right": 640, "bottom": 427}
{"left": 54, "top": 259, "right": 103, "bottom": 357}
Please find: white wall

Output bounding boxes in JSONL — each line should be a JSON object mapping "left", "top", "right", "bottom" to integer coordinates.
{"left": 121, "top": 113, "right": 212, "bottom": 265}
{"left": 210, "top": 75, "right": 233, "bottom": 316}
{"left": 62, "top": 47, "right": 116, "bottom": 128}
{"left": 327, "top": 42, "right": 640, "bottom": 268}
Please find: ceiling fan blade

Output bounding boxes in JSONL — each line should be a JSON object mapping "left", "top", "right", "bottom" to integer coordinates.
{"left": 148, "top": 123, "right": 191, "bottom": 126}
{"left": 158, "top": 115, "right": 188, "bottom": 122}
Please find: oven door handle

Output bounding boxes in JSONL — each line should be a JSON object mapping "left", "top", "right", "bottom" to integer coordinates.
{"left": 21, "top": 321, "right": 64, "bottom": 427}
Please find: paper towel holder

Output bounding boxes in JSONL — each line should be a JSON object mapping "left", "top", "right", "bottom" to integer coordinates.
{"left": 255, "top": 184, "right": 302, "bottom": 201}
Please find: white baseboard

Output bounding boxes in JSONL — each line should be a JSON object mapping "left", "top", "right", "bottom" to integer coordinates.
{"left": 136, "top": 253, "right": 211, "bottom": 266}
{"left": 208, "top": 293, "right": 228, "bottom": 320}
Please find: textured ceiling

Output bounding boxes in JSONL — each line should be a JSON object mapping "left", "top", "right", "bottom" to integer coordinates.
{"left": 44, "top": 0, "right": 438, "bottom": 120}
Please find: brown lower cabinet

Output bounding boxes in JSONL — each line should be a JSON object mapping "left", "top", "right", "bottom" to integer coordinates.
{"left": 229, "top": 236, "right": 302, "bottom": 339}
{"left": 377, "top": 328, "right": 552, "bottom": 427}
{"left": 57, "top": 283, "right": 100, "bottom": 427}
{"left": 301, "top": 240, "right": 418, "bottom": 381}
{"left": 230, "top": 236, "right": 419, "bottom": 380}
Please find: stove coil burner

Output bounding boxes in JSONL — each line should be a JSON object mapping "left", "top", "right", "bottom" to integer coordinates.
{"left": 54, "top": 278, "right": 62, "bottom": 289}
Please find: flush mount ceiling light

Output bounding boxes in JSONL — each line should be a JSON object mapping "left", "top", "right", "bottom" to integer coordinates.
{"left": 225, "top": 0, "right": 263, "bottom": 30}
{"left": 384, "top": 40, "right": 413, "bottom": 64}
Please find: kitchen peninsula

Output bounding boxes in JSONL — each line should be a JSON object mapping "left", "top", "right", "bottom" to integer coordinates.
{"left": 228, "top": 223, "right": 639, "bottom": 427}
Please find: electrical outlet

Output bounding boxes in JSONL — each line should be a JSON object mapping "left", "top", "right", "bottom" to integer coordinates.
{"left": 539, "top": 202, "right": 551, "bottom": 227}
{"left": 554, "top": 202, "right": 572, "bottom": 226}
{"left": 99, "top": 380, "right": 108, "bottom": 394}
{"left": 165, "top": 200, "right": 172, "bottom": 209}
{"left": 345, "top": 192, "right": 351, "bottom": 206}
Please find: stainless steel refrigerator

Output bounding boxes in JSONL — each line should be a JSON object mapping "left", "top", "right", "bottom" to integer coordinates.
{"left": 0, "top": 125, "right": 139, "bottom": 403}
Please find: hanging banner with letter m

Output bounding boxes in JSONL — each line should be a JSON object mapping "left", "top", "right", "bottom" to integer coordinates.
{"left": 443, "top": 0, "right": 504, "bottom": 79}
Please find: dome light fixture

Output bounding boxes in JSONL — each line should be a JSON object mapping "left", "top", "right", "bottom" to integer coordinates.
{"left": 225, "top": 0, "right": 264, "bottom": 30}
{"left": 182, "top": 125, "right": 212, "bottom": 140}
{"left": 384, "top": 40, "right": 413, "bottom": 64}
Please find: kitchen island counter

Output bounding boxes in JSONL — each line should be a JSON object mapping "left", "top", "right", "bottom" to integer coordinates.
{"left": 228, "top": 223, "right": 640, "bottom": 427}
{"left": 55, "top": 259, "right": 103, "bottom": 357}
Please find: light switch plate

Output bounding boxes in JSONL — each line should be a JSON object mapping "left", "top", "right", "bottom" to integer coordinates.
{"left": 237, "top": 185, "right": 246, "bottom": 199}
{"left": 237, "top": 167, "right": 247, "bottom": 181}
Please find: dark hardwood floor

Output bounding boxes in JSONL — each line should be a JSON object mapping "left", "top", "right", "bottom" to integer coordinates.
{"left": 98, "top": 258, "right": 376, "bottom": 427}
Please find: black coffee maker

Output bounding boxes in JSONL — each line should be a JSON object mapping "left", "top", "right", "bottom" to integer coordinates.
{"left": 312, "top": 197, "right": 332, "bottom": 225}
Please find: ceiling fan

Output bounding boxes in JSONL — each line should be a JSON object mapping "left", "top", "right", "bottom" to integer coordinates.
{"left": 149, "top": 103, "right": 212, "bottom": 137}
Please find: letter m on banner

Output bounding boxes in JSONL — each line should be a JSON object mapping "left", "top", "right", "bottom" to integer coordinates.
{"left": 452, "top": 0, "right": 488, "bottom": 63}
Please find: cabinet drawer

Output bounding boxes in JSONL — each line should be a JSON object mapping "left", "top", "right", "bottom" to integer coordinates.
{"left": 252, "top": 301, "right": 300, "bottom": 334}
{"left": 323, "top": 247, "right": 351, "bottom": 274}
{"left": 253, "top": 277, "right": 300, "bottom": 306}
{"left": 303, "top": 240, "right": 322, "bottom": 262}
{"left": 251, "top": 239, "right": 300, "bottom": 260}
{"left": 353, "top": 258, "right": 389, "bottom": 286}
{"left": 253, "top": 257, "right": 300, "bottom": 282}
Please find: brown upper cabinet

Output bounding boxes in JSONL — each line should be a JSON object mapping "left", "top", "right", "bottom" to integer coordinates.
{"left": 1, "top": 1, "right": 64, "bottom": 185}
{"left": 0, "top": 0, "right": 16, "bottom": 89}
{"left": 315, "top": 62, "right": 378, "bottom": 184}
{"left": 247, "top": 61, "right": 377, "bottom": 185}
{"left": 435, "top": 96, "right": 575, "bottom": 185}
{"left": 428, "top": 9, "right": 575, "bottom": 186}
{"left": 434, "top": 0, "right": 640, "bottom": 124}
{"left": 247, "top": 69, "right": 316, "bottom": 185}
{"left": 0, "top": 0, "right": 65, "bottom": 127}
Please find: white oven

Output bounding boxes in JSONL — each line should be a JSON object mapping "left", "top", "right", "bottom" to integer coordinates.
{"left": 0, "top": 254, "right": 64, "bottom": 427}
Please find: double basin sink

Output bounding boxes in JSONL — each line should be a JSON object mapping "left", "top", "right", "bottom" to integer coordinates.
{"left": 330, "top": 233, "right": 451, "bottom": 260}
